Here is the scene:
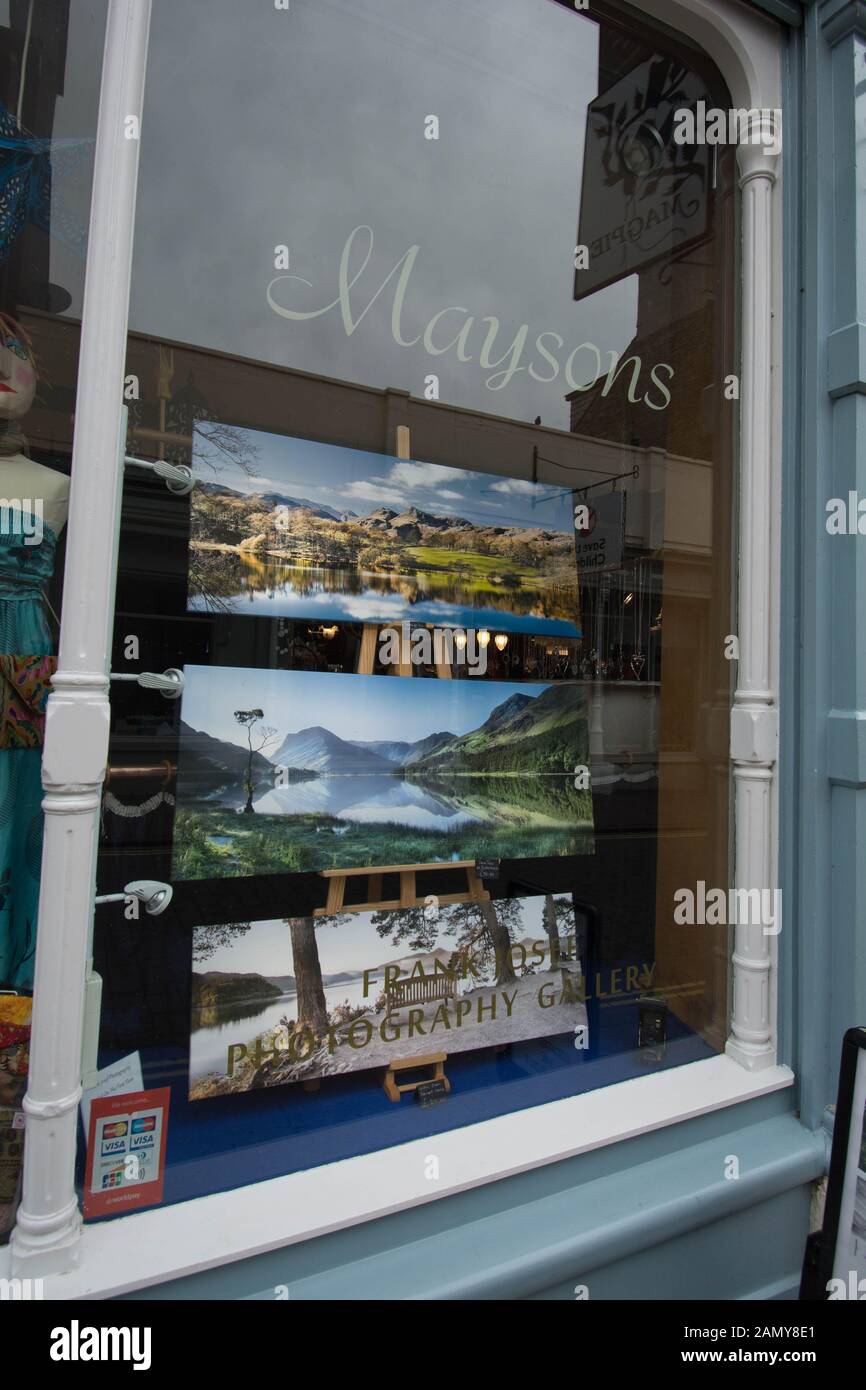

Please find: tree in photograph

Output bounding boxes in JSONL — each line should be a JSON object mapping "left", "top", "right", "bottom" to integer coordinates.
{"left": 476, "top": 900, "right": 518, "bottom": 985}
{"left": 543, "top": 894, "right": 577, "bottom": 966}
{"left": 371, "top": 904, "right": 441, "bottom": 955}
{"left": 233, "top": 708, "right": 279, "bottom": 814}
{"left": 193, "top": 419, "right": 261, "bottom": 479}
{"left": 543, "top": 895, "right": 561, "bottom": 967}
{"left": 286, "top": 917, "right": 329, "bottom": 1036}
{"left": 192, "top": 921, "right": 252, "bottom": 962}
{"left": 372, "top": 897, "right": 521, "bottom": 986}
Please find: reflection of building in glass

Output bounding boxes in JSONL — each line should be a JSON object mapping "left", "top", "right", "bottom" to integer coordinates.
{"left": 25, "top": 307, "right": 731, "bottom": 1055}
{"left": 0, "top": 2, "right": 75, "bottom": 315}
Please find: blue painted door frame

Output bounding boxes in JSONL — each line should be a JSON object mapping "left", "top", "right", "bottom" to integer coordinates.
{"left": 785, "top": 0, "right": 866, "bottom": 1131}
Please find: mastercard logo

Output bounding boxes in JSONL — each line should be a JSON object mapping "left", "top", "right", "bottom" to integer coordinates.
{"left": 103, "top": 1121, "right": 128, "bottom": 1139}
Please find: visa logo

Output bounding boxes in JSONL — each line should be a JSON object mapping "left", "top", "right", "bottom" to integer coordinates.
{"left": 101, "top": 1138, "right": 126, "bottom": 1156}
{"left": 130, "top": 1133, "right": 154, "bottom": 1150}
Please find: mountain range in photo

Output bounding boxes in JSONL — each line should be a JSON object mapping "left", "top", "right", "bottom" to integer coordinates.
{"left": 186, "top": 430, "right": 580, "bottom": 634}
{"left": 172, "top": 669, "right": 594, "bottom": 881}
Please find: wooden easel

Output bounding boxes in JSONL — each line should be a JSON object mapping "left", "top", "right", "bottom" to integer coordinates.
{"left": 383, "top": 1051, "right": 450, "bottom": 1103}
{"left": 349, "top": 425, "right": 476, "bottom": 1104}
{"left": 357, "top": 425, "right": 452, "bottom": 680}
{"left": 314, "top": 860, "right": 489, "bottom": 916}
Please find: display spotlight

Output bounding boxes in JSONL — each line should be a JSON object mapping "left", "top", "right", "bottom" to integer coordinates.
{"left": 94, "top": 880, "right": 173, "bottom": 916}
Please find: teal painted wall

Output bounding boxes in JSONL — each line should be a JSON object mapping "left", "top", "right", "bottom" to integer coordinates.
{"left": 116, "top": 1096, "right": 825, "bottom": 1301}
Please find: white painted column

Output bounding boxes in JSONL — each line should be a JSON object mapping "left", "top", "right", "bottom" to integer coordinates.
{"left": 726, "top": 116, "right": 780, "bottom": 1072}
{"left": 11, "top": 0, "right": 152, "bottom": 1273}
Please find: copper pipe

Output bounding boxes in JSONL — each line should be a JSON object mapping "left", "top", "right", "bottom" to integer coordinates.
{"left": 106, "top": 760, "right": 174, "bottom": 787}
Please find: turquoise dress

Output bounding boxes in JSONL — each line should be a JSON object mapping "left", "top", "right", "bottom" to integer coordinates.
{"left": 0, "top": 512, "right": 57, "bottom": 990}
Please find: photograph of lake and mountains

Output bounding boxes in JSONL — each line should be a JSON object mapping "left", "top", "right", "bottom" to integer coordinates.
{"left": 173, "top": 666, "right": 595, "bottom": 879}
{"left": 188, "top": 896, "right": 587, "bottom": 1098}
{"left": 186, "top": 427, "right": 581, "bottom": 636}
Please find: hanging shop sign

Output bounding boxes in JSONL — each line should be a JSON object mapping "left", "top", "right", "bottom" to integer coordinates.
{"left": 574, "top": 489, "right": 626, "bottom": 572}
{"left": 187, "top": 424, "right": 581, "bottom": 638}
{"left": 574, "top": 56, "right": 713, "bottom": 300}
{"left": 188, "top": 896, "right": 586, "bottom": 1100}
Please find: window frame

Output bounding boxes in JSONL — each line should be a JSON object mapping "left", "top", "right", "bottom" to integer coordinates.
{"left": 2, "top": 0, "right": 788, "bottom": 1292}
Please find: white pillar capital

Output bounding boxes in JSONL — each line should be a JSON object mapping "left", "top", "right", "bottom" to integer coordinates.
{"left": 736, "top": 115, "right": 782, "bottom": 186}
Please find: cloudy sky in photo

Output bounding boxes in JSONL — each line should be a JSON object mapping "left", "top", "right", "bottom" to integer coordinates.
{"left": 196, "top": 424, "right": 575, "bottom": 532}
{"left": 181, "top": 664, "right": 553, "bottom": 749}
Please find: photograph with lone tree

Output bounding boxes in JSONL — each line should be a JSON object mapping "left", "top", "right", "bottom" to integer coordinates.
{"left": 173, "top": 665, "right": 595, "bottom": 880}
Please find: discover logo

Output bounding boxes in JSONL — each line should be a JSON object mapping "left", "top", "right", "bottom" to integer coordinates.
{"left": 49, "top": 1320, "right": 152, "bottom": 1371}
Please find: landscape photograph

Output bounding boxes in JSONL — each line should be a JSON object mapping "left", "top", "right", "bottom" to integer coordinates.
{"left": 172, "top": 666, "right": 595, "bottom": 880}
{"left": 188, "top": 895, "right": 587, "bottom": 1098}
{"left": 187, "top": 426, "right": 581, "bottom": 636}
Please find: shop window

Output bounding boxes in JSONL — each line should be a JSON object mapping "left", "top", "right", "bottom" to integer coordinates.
{"left": 80, "top": 0, "right": 740, "bottom": 1220}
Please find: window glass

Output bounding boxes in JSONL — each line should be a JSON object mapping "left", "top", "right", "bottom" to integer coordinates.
{"left": 0, "top": 0, "right": 106, "bottom": 1243}
{"left": 82, "top": 0, "right": 737, "bottom": 1219}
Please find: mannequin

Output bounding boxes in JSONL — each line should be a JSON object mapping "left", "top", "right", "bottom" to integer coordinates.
{"left": 0, "top": 314, "right": 68, "bottom": 990}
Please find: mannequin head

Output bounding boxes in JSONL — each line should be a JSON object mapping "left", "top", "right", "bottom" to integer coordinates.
{"left": 0, "top": 314, "right": 36, "bottom": 421}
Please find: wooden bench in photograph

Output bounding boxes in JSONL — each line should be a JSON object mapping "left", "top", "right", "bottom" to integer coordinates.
{"left": 313, "top": 860, "right": 490, "bottom": 916}
{"left": 385, "top": 971, "right": 458, "bottom": 1012}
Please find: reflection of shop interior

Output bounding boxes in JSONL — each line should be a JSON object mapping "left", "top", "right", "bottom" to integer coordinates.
{"left": 567, "top": 13, "right": 737, "bottom": 1053}
{"left": 0, "top": 4, "right": 71, "bottom": 316}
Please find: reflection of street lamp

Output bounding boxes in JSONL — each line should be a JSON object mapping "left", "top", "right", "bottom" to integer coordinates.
{"left": 494, "top": 634, "right": 508, "bottom": 651}
{"left": 453, "top": 631, "right": 467, "bottom": 651}
{"left": 478, "top": 629, "right": 491, "bottom": 648}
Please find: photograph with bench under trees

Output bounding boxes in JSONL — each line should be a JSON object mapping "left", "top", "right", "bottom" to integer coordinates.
{"left": 187, "top": 895, "right": 586, "bottom": 1099}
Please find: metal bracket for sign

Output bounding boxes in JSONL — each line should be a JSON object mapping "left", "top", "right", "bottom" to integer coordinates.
{"left": 573, "top": 463, "right": 640, "bottom": 500}
{"left": 108, "top": 667, "right": 185, "bottom": 699}
{"left": 124, "top": 454, "right": 195, "bottom": 496}
{"left": 531, "top": 445, "right": 639, "bottom": 494}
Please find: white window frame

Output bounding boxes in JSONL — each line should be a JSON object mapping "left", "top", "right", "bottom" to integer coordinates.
{"left": 1, "top": 0, "right": 789, "bottom": 1297}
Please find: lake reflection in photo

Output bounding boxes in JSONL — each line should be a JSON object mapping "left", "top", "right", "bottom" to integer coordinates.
{"left": 253, "top": 772, "right": 480, "bottom": 829}
{"left": 188, "top": 552, "right": 581, "bottom": 636}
